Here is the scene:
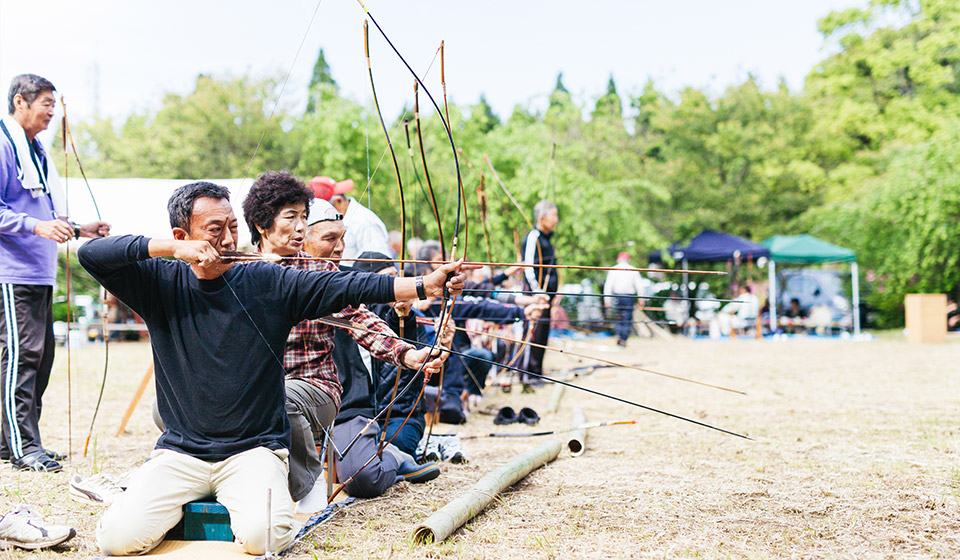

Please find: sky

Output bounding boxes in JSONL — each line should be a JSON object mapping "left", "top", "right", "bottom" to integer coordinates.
{"left": 0, "top": 0, "right": 866, "bottom": 146}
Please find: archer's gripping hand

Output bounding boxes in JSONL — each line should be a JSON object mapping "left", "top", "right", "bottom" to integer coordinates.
{"left": 34, "top": 219, "right": 74, "bottom": 243}
{"left": 422, "top": 259, "right": 480, "bottom": 299}
{"left": 401, "top": 347, "right": 446, "bottom": 379}
{"left": 524, "top": 302, "right": 549, "bottom": 321}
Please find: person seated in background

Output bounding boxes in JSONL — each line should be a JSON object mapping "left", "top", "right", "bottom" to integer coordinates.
{"left": 419, "top": 284, "right": 546, "bottom": 423}
{"left": 718, "top": 284, "right": 758, "bottom": 336}
{"left": 331, "top": 252, "right": 454, "bottom": 497}
{"left": 662, "top": 291, "right": 688, "bottom": 334}
{"left": 785, "top": 298, "right": 804, "bottom": 319}
{"left": 947, "top": 297, "right": 959, "bottom": 332}
{"left": 781, "top": 297, "right": 807, "bottom": 334}
{"left": 387, "top": 230, "right": 403, "bottom": 258}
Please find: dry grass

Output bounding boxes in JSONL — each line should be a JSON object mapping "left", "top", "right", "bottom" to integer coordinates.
{"left": 2, "top": 334, "right": 959, "bottom": 559}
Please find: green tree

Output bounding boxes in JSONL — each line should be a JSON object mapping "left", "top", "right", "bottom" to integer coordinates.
{"left": 633, "top": 77, "right": 821, "bottom": 242}
{"left": 800, "top": 125, "right": 960, "bottom": 326}
{"left": 592, "top": 75, "right": 623, "bottom": 120}
{"left": 467, "top": 94, "right": 500, "bottom": 134}
{"left": 804, "top": 0, "right": 960, "bottom": 197}
{"left": 72, "top": 74, "right": 300, "bottom": 178}
{"left": 306, "top": 48, "right": 338, "bottom": 114}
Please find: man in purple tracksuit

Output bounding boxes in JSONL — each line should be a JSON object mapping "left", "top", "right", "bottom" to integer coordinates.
{"left": 0, "top": 74, "right": 110, "bottom": 472}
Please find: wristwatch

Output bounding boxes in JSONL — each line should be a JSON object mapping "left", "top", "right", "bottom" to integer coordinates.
{"left": 73, "top": 223, "right": 81, "bottom": 240}
{"left": 415, "top": 276, "right": 427, "bottom": 300}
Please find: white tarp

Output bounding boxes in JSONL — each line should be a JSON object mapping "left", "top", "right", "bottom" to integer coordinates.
{"left": 62, "top": 177, "right": 258, "bottom": 249}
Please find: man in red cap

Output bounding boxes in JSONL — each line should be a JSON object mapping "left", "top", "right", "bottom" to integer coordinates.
{"left": 603, "top": 251, "right": 652, "bottom": 347}
{"left": 308, "top": 176, "right": 390, "bottom": 263}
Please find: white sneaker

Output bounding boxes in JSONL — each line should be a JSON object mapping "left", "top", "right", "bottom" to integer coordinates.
{"left": 69, "top": 472, "right": 126, "bottom": 506}
{"left": 415, "top": 434, "right": 442, "bottom": 462}
{"left": 0, "top": 505, "right": 75, "bottom": 550}
{"left": 438, "top": 435, "right": 467, "bottom": 464}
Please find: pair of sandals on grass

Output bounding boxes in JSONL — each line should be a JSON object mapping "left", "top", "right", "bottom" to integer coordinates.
{"left": 493, "top": 406, "right": 540, "bottom": 425}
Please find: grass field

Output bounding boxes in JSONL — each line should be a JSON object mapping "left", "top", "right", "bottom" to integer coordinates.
{"left": 1, "top": 334, "right": 959, "bottom": 559}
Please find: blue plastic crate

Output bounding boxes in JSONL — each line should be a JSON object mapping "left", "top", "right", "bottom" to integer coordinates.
{"left": 182, "top": 501, "right": 233, "bottom": 542}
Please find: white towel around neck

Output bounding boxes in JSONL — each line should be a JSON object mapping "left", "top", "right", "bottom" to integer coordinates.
{"left": 1, "top": 114, "right": 66, "bottom": 218}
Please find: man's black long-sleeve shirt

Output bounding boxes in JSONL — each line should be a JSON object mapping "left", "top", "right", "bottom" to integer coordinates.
{"left": 78, "top": 235, "right": 395, "bottom": 461}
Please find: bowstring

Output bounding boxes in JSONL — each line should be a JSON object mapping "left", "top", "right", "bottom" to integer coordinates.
{"left": 352, "top": 45, "right": 442, "bottom": 204}
{"left": 236, "top": 0, "right": 325, "bottom": 201}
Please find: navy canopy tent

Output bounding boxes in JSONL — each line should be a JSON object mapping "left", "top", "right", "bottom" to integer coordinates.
{"left": 648, "top": 230, "right": 771, "bottom": 327}
{"left": 649, "top": 230, "right": 770, "bottom": 264}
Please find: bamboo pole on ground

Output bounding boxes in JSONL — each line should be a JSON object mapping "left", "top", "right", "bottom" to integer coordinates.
{"left": 567, "top": 407, "right": 587, "bottom": 457}
{"left": 413, "top": 439, "right": 562, "bottom": 544}
{"left": 636, "top": 310, "right": 673, "bottom": 341}
{"left": 546, "top": 384, "right": 565, "bottom": 413}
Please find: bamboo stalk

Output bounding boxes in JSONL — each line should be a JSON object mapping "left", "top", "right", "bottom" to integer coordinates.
{"left": 459, "top": 420, "right": 636, "bottom": 440}
{"left": 413, "top": 439, "right": 561, "bottom": 544}
{"left": 546, "top": 384, "right": 565, "bottom": 413}
{"left": 568, "top": 407, "right": 587, "bottom": 457}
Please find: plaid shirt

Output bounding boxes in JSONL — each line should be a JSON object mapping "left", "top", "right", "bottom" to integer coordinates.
{"left": 282, "top": 253, "right": 413, "bottom": 408}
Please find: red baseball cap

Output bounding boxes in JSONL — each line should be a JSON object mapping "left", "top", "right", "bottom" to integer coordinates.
{"left": 617, "top": 251, "right": 631, "bottom": 261}
{"left": 308, "top": 176, "right": 355, "bottom": 200}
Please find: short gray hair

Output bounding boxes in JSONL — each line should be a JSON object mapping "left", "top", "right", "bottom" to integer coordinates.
{"left": 533, "top": 200, "right": 557, "bottom": 224}
{"left": 168, "top": 182, "right": 231, "bottom": 230}
{"left": 416, "top": 240, "right": 443, "bottom": 261}
{"left": 8, "top": 74, "right": 56, "bottom": 114}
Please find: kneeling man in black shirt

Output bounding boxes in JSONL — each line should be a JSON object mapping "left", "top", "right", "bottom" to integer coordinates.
{"left": 78, "top": 182, "right": 465, "bottom": 556}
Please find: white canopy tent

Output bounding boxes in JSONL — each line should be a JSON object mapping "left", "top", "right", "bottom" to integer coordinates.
{"left": 62, "top": 178, "right": 258, "bottom": 248}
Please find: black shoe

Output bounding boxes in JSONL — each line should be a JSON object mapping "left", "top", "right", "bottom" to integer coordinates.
{"left": 43, "top": 449, "right": 67, "bottom": 461}
{"left": 518, "top": 407, "right": 540, "bottom": 425}
{"left": 398, "top": 460, "right": 440, "bottom": 484}
{"left": 493, "top": 406, "right": 517, "bottom": 425}
{"left": 438, "top": 406, "right": 466, "bottom": 425}
{"left": 11, "top": 451, "right": 62, "bottom": 473}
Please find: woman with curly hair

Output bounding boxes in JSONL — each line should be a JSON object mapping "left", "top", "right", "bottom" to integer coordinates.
{"left": 242, "top": 171, "right": 447, "bottom": 511}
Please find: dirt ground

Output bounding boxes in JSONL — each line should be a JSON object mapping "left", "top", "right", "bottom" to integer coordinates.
{"left": 1, "top": 334, "right": 958, "bottom": 559}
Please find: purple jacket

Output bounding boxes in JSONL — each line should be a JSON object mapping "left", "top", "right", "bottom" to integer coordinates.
{"left": 0, "top": 133, "right": 58, "bottom": 286}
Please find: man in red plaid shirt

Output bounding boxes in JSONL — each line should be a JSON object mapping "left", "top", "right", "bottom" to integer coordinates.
{"left": 242, "top": 171, "right": 447, "bottom": 513}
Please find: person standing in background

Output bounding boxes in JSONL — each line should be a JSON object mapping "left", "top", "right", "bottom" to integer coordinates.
{"left": 603, "top": 251, "right": 652, "bottom": 346}
{"left": 520, "top": 200, "right": 559, "bottom": 385}
{"left": 309, "top": 175, "right": 391, "bottom": 262}
{"left": 1, "top": 74, "right": 110, "bottom": 472}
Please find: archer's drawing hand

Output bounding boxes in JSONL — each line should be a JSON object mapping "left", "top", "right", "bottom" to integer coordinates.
{"left": 80, "top": 220, "right": 111, "bottom": 238}
{"left": 173, "top": 240, "right": 221, "bottom": 269}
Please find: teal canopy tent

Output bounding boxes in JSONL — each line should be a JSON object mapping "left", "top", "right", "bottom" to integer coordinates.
{"left": 760, "top": 235, "right": 860, "bottom": 335}
{"left": 761, "top": 235, "right": 855, "bottom": 264}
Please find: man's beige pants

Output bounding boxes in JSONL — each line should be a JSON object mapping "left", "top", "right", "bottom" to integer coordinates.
{"left": 97, "top": 447, "right": 300, "bottom": 556}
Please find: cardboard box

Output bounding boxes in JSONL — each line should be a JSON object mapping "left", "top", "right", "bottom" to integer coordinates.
{"left": 905, "top": 294, "right": 947, "bottom": 344}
